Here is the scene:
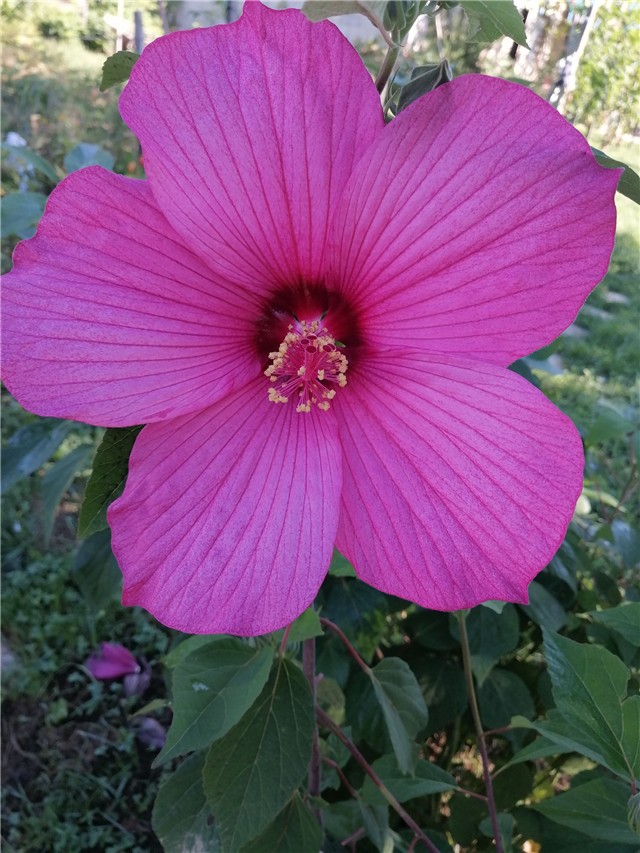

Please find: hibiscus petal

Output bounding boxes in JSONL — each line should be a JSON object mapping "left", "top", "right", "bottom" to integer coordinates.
{"left": 109, "top": 380, "right": 342, "bottom": 635}
{"left": 119, "top": 2, "right": 383, "bottom": 289}
{"left": 2, "top": 168, "right": 259, "bottom": 426}
{"left": 334, "top": 352, "right": 583, "bottom": 609}
{"left": 86, "top": 642, "right": 138, "bottom": 679}
{"left": 329, "top": 75, "right": 620, "bottom": 365}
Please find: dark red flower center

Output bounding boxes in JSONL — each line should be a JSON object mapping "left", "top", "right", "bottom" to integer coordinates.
{"left": 255, "top": 284, "right": 361, "bottom": 412}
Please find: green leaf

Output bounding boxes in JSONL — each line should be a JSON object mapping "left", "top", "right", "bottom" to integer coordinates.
{"left": 1, "top": 191, "right": 47, "bottom": 239}
{"left": 72, "top": 528, "right": 121, "bottom": 611}
{"left": 277, "top": 608, "right": 323, "bottom": 644}
{"left": 2, "top": 143, "right": 60, "bottom": 184}
{"left": 543, "top": 630, "right": 638, "bottom": 779}
{"left": 479, "top": 812, "right": 515, "bottom": 852}
{"left": 325, "top": 577, "right": 388, "bottom": 635}
{"left": 325, "top": 577, "right": 389, "bottom": 659}
{"left": 449, "top": 792, "right": 487, "bottom": 847}
{"left": 100, "top": 50, "right": 139, "bottom": 92}
{"left": 532, "top": 708, "right": 620, "bottom": 768}
{"left": 316, "top": 636, "right": 349, "bottom": 688}
{"left": 587, "top": 402, "right": 634, "bottom": 444}
{"left": 590, "top": 603, "right": 640, "bottom": 647}
{"left": 152, "top": 752, "right": 219, "bottom": 853}
{"left": 509, "top": 357, "right": 541, "bottom": 387}
{"left": 516, "top": 804, "right": 639, "bottom": 853}
{"left": 317, "top": 677, "right": 346, "bottom": 725}
{"left": 78, "top": 426, "right": 142, "bottom": 537}
{"left": 621, "top": 695, "right": 640, "bottom": 780}
{"left": 202, "top": 658, "right": 314, "bottom": 852}
{"left": 323, "top": 726, "right": 353, "bottom": 772}
{"left": 41, "top": 444, "right": 92, "bottom": 541}
{"left": 346, "top": 670, "right": 388, "bottom": 753}
{"left": 368, "top": 657, "right": 428, "bottom": 773}
{"left": 460, "top": 0, "right": 529, "bottom": 47}
{"left": 477, "top": 669, "right": 535, "bottom": 736}
{"left": 500, "top": 733, "right": 567, "bottom": 770}
{"left": 492, "top": 764, "right": 535, "bottom": 812}
{"left": 409, "top": 610, "right": 458, "bottom": 651}
{"left": 302, "top": 1, "right": 388, "bottom": 36}
{"left": 322, "top": 800, "right": 361, "bottom": 844}
{"left": 532, "top": 777, "right": 639, "bottom": 844}
{"left": 358, "top": 801, "right": 390, "bottom": 852}
{"left": 155, "top": 639, "right": 273, "bottom": 767}
{"left": 529, "top": 339, "right": 561, "bottom": 360}
{"left": 481, "top": 599, "right": 506, "bottom": 614}
{"left": 1, "top": 418, "right": 74, "bottom": 494}
{"left": 164, "top": 634, "right": 229, "bottom": 670}
{"left": 520, "top": 581, "right": 568, "bottom": 632}
{"left": 63, "top": 143, "right": 114, "bottom": 173}
{"left": 239, "top": 794, "right": 322, "bottom": 853}
{"left": 592, "top": 147, "right": 640, "bottom": 205}
{"left": 611, "top": 520, "right": 640, "bottom": 569}
{"left": 288, "top": 608, "right": 323, "bottom": 642}
{"left": 397, "top": 60, "right": 452, "bottom": 113}
{"left": 361, "top": 754, "right": 456, "bottom": 806}
{"left": 132, "top": 697, "right": 169, "bottom": 717}
{"left": 329, "top": 548, "right": 356, "bottom": 577}
{"left": 453, "top": 604, "right": 520, "bottom": 686}
{"left": 418, "top": 658, "right": 468, "bottom": 733}
{"left": 630, "top": 790, "right": 640, "bottom": 836}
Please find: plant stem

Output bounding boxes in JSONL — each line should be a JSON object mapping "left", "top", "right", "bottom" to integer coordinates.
{"left": 375, "top": 44, "right": 399, "bottom": 94}
{"left": 455, "top": 787, "right": 488, "bottom": 803}
{"left": 457, "top": 612, "right": 503, "bottom": 853}
{"left": 319, "top": 617, "right": 371, "bottom": 673}
{"left": 322, "top": 756, "right": 358, "bottom": 798}
{"left": 278, "top": 623, "right": 292, "bottom": 657}
{"left": 316, "top": 707, "right": 440, "bottom": 853}
{"left": 303, "top": 637, "right": 321, "bottom": 798}
{"left": 609, "top": 432, "right": 638, "bottom": 522}
{"left": 342, "top": 827, "right": 367, "bottom": 848}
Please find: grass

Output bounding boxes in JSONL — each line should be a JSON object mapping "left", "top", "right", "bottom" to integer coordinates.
{"left": 1, "top": 0, "right": 164, "bottom": 177}
{"left": 1, "top": 7, "right": 173, "bottom": 849}
{"left": 1, "top": 546, "right": 172, "bottom": 852}
{"left": 1, "top": 399, "right": 171, "bottom": 850}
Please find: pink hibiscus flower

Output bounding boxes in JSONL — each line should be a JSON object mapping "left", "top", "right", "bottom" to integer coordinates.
{"left": 86, "top": 642, "right": 139, "bottom": 680}
{"left": 2, "top": 4, "right": 619, "bottom": 635}
{"left": 86, "top": 642, "right": 150, "bottom": 696}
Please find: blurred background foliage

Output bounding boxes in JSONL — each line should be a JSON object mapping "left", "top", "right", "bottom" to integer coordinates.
{"left": 1, "top": 1, "right": 639, "bottom": 851}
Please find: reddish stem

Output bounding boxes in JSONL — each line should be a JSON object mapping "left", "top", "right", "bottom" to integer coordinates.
{"left": 457, "top": 612, "right": 503, "bottom": 853}
{"left": 375, "top": 44, "right": 399, "bottom": 94}
{"left": 316, "top": 707, "right": 440, "bottom": 853}
{"left": 455, "top": 786, "right": 489, "bottom": 803}
{"left": 323, "top": 756, "right": 358, "bottom": 798}
{"left": 319, "top": 617, "right": 371, "bottom": 672}
{"left": 303, "top": 637, "right": 321, "bottom": 798}
{"left": 341, "top": 827, "right": 366, "bottom": 848}
{"left": 278, "top": 623, "right": 292, "bottom": 657}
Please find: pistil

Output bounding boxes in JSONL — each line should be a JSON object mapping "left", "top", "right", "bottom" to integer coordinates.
{"left": 265, "top": 320, "right": 348, "bottom": 413}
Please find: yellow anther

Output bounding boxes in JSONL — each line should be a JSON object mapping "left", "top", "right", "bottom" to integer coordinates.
{"left": 264, "top": 319, "right": 348, "bottom": 413}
